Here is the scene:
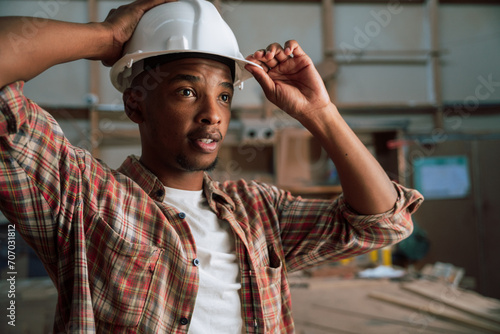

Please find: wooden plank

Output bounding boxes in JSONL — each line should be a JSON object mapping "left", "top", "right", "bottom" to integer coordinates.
{"left": 291, "top": 279, "right": 477, "bottom": 333}
{"left": 402, "top": 280, "right": 500, "bottom": 324}
{"left": 310, "top": 304, "right": 470, "bottom": 333}
{"left": 369, "top": 290, "right": 500, "bottom": 332}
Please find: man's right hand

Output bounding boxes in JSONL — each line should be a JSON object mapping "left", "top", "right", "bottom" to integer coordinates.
{"left": 100, "top": 0, "right": 177, "bottom": 67}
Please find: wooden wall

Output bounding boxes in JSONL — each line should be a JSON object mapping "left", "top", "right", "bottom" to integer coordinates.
{"left": 408, "top": 137, "right": 500, "bottom": 299}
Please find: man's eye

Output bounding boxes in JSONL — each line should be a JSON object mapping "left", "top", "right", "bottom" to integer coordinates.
{"left": 221, "top": 94, "right": 231, "bottom": 103}
{"left": 180, "top": 89, "right": 194, "bottom": 97}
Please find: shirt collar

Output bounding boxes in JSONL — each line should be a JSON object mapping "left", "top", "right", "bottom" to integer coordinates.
{"left": 117, "top": 155, "right": 165, "bottom": 201}
{"left": 118, "top": 155, "right": 235, "bottom": 210}
{"left": 202, "top": 173, "right": 235, "bottom": 212}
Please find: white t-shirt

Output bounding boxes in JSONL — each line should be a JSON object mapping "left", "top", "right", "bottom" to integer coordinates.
{"left": 163, "top": 187, "right": 243, "bottom": 333}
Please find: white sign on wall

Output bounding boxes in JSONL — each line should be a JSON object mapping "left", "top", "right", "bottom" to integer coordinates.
{"left": 413, "top": 156, "right": 471, "bottom": 200}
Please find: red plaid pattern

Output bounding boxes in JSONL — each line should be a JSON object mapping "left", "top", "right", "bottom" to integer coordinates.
{"left": 0, "top": 81, "right": 423, "bottom": 333}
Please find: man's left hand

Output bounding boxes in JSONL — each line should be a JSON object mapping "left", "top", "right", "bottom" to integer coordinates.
{"left": 245, "top": 40, "right": 331, "bottom": 122}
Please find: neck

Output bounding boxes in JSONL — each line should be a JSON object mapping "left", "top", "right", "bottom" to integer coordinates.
{"left": 161, "top": 172, "right": 205, "bottom": 191}
{"left": 139, "top": 156, "right": 205, "bottom": 191}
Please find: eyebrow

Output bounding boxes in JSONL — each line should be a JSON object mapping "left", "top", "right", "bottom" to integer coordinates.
{"left": 168, "top": 74, "right": 200, "bottom": 85}
{"left": 169, "top": 74, "right": 234, "bottom": 92}
{"left": 221, "top": 81, "right": 234, "bottom": 93}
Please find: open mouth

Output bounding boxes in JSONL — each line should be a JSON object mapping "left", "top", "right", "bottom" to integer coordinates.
{"left": 188, "top": 128, "right": 223, "bottom": 153}
{"left": 199, "top": 138, "right": 214, "bottom": 144}
{"left": 192, "top": 138, "right": 218, "bottom": 152}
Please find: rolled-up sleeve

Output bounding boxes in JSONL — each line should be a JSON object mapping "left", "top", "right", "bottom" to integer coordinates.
{"left": 0, "top": 82, "right": 29, "bottom": 136}
{"left": 277, "top": 182, "right": 423, "bottom": 272}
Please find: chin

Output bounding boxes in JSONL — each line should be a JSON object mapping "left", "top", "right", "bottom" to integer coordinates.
{"left": 177, "top": 155, "right": 218, "bottom": 172}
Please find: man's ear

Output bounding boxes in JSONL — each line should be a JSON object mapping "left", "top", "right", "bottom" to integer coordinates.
{"left": 123, "top": 88, "right": 145, "bottom": 124}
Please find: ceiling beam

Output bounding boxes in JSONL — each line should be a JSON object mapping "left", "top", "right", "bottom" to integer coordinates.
{"left": 234, "top": 0, "right": 500, "bottom": 4}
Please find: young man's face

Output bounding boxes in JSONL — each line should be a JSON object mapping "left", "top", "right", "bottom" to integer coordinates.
{"left": 127, "top": 57, "right": 234, "bottom": 186}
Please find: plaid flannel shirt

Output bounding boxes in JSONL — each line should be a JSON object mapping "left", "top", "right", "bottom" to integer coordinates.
{"left": 0, "top": 81, "right": 423, "bottom": 333}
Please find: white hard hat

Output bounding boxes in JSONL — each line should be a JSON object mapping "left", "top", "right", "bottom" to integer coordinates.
{"left": 110, "top": 0, "right": 260, "bottom": 92}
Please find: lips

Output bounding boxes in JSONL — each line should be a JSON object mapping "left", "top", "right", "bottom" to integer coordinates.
{"left": 193, "top": 138, "right": 218, "bottom": 152}
{"left": 189, "top": 129, "right": 222, "bottom": 153}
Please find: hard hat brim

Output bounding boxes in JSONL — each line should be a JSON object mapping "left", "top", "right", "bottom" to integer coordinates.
{"left": 110, "top": 50, "right": 262, "bottom": 93}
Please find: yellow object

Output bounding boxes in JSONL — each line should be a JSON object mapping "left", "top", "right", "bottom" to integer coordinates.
{"left": 367, "top": 247, "right": 392, "bottom": 266}
{"left": 381, "top": 246, "right": 392, "bottom": 266}
{"left": 369, "top": 250, "right": 379, "bottom": 264}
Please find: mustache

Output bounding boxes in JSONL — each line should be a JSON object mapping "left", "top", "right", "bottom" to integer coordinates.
{"left": 187, "top": 127, "right": 223, "bottom": 142}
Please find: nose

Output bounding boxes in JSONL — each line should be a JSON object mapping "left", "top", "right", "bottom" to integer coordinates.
{"left": 195, "top": 98, "right": 222, "bottom": 125}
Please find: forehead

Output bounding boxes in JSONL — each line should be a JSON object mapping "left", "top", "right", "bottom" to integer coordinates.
{"left": 130, "top": 57, "right": 235, "bottom": 94}
{"left": 158, "top": 57, "right": 233, "bottom": 82}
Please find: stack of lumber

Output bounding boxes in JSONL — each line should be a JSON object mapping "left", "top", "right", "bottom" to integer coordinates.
{"left": 290, "top": 278, "right": 500, "bottom": 333}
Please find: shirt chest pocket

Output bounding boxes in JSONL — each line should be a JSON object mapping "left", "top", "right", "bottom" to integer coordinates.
{"left": 254, "top": 245, "right": 283, "bottom": 332}
{"left": 85, "top": 215, "right": 161, "bottom": 328}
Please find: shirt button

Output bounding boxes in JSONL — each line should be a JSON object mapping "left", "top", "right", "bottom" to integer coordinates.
{"left": 193, "top": 258, "right": 200, "bottom": 267}
{"left": 180, "top": 317, "right": 189, "bottom": 325}
{"left": 156, "top": 189, "right": 164, "bottom": 198}
{"left": 178, "top": 212, "right": 186, "bottom": 219}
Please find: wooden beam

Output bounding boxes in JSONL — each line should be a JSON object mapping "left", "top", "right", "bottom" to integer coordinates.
{"left": 369, "top": 290, "right": 500, "bottom": 332}
{"left": 335, "top": 103, "right": 500, "bottom": 115}
{"left": 440, "top": 0, "right": 500, "bottom": 3}
{"left": 428, "top": 0, "right": 444, "bottom": 129}
{"left": 43, "top": 107, "right": 90, "bottom": 120}
{"left": 402, "top": 280, "right": 500, "bottom": 324}
{"left": 234, "top": 0, "right": 426, "bottom": 3}
{"left": 337, "top": 103, "right": 437, "bottom": 115}
{"left": 88, "top": 0, "right": 101, "bottom": 158}
{"left": 322, "top": 0, "right": 334, "bottom": 58}
{"left": 320, "top": 0, "right": 338, "bottom": 103}
{"left": 89, "top": 0, "right": 500, "bottom": 4}
{"left": 234, "top": 0, "right": 499, "bottom": 3}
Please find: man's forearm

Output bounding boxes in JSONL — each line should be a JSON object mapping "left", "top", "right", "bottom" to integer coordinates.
{"left": 0, "top": 17, "right": 111, "bottom": 87}
{"left": 300, "top": 103, "right": 398, "bottom": 215}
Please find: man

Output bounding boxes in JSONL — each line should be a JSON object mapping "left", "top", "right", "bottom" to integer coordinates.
{"left": 0, "top": 0, "right": 423, "bottom": 333}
